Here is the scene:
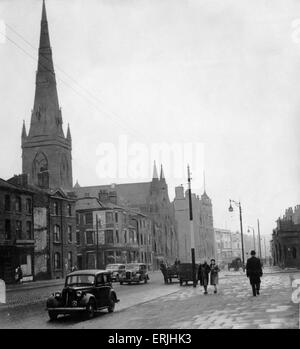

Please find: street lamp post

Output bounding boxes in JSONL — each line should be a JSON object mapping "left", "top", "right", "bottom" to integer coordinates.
{"left": 229, "top": 199, "right": 245, "bottom": 267}
{"left": 96, "top": 214, "right": 99, "bottom": 269}
{"left": 257, "top": 219, "right": 262, "bottom": 259}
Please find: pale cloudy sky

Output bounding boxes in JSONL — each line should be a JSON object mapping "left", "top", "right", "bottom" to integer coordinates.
{"left": 0, "top": 0, "right": 300, "bottom": 247}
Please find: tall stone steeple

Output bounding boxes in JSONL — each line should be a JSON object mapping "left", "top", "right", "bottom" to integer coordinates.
{"left": 22, "top": 0, "right": 73, "bottom": 190}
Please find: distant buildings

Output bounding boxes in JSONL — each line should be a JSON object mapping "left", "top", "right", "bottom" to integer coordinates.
{"left": 173, "top": 185, "right": 215, "bottom": 263}
{"left": 271, "top": 206, "right": 300, "bottom": 268}
{"left": 74, "top": 163, "right": 178, "bottom": 269}
{"left": 75, "top": 197, "right": 153, "bottom": 269}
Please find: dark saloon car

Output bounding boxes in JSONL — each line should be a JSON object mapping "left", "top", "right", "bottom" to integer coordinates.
{"left": 119, "top": 263, "right": 149, "bottom": 285}
{"left": 46, "top": 270, "right": 119, "bottom": 321}
{"left": 105, "top": 264, "right": 126, "bottom": 282}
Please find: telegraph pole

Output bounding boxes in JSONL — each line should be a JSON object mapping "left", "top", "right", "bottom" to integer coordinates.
{"left": 187, "top": 165, "right": 196, "bottom": 287}
{"left": 257, "top": 219, "right": 262, "bottom": 258}
{"left": 96, "top": 214, "right": 99, "bottom": 269}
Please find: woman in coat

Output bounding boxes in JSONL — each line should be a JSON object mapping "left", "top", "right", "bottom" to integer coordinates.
{"left": 210, "top": 259, "right": 220, "bottom": 294}
{"left": 198, "top": 261, "right": 211, "bottom": 294}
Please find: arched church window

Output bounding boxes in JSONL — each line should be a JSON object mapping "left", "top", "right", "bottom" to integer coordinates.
{"left": 33, "top": 152, "right": 48, "bottom": 173}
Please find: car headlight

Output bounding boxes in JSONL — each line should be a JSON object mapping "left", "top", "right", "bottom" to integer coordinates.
{"left": 54, "top": 292, "right": 61, "bottom": 298}
{"left": 76, "top": 290, "right": 83, "bottom": 298}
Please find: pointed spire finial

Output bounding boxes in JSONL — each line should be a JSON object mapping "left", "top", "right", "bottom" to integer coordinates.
{"left": 66, "top": 123, "right": 72, "bottom": 141}
{"left": 152, "top": 161, "right": 158, "bottom": 180}
{"left": 42, "top": 0, "right": 47, "bottom": 22}
{"left": 22, "top": 120, "right": 27, "bottom": 138}
{"left": 160, "top": 164, "right": 165, "bottom": 181}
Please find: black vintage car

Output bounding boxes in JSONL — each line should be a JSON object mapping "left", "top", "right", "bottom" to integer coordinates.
{"left": 119, "top": 263, "right": 149, "bottom": 284}
{"left": 46, "top": 270, "right": 119, "bottom": 321}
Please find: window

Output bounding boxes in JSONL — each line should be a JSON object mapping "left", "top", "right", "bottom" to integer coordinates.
{"left": 86, "top": 231, "right": 95, "bottom": 245}
{"left": 124, "top": 229, "right": 127, "bottom": 243}
{"left": 106, "top": 212, "right": 114, "bottom": 224}
{"left": 26, "top": 221, "right": 32, "bottom": 240}
{"left": 26, "top": 198, "right": 32, "bottom": 214}
{"left": 292, "top": 247, "right": 297, "bottom": 259}
{"left": 76, "top": 213, "right": 80, "bottom": 225}
{"left": 67, "top": 225, "right": 72, "bottom": 242}
{"left": 115, "top": 212, "right": 118, "bottom": 223}
{"left": 129, "top": 229, "right": 135, "bottom": 244}
{"left": 16, "top": 220, "right": 22, "bottom": 239}
{"left": 54, "top": 252, "right": 61, "bottom": 269}
{"left": 4, "top": 195, "right": 10, "bottom": 211}
{"left": 116, "top": 230, "right": 119, "bottom": 243}
{"left": 67, "top": 204, "right": 72, "bottom": 216}
{"left": 16, "top": 196, "right": 22, "bottom": 212}
{"left": 53, "top": 202, "right": 59, "bottom": 216}
{"left": 85, "top": 212, "right": 93, "bottom": 225}
{"left": 54, "top": 225, "right": 61, "bottom": 242}
{"left": 68, "top": 252, "right": 72, "bottom": 269}
{"left": 5, "top": 220, "right": 11, "bottom": 240}
{"left": 76, "top": 230, "right": 80, "bottom": 245}
{"left": 105, "top": 230, "right": 114, "bottom": 244}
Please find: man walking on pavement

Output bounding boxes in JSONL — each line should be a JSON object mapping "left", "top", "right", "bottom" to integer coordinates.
{"left": 246, "top": 250, "right": 263, "bottom": 296}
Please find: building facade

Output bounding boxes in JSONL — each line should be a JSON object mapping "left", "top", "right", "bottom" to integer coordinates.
{"left": 74, "top": 163, "right": 178, "bottom": 269}
{"left": 173, "top": 185, "right": 216, "bottom": 263}
{"left": 75, "top": 197, "right": 153, "bottom": 269}
{"left": 271, "top": 206, "right": 300, "bottom": 269}
{"left": 0, "top": 178, "right": 34, "bottom": 283}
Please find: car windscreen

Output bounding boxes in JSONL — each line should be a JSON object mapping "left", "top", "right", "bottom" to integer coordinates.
{"left": 66, "top": 274, "right": 95, "bottom": 286}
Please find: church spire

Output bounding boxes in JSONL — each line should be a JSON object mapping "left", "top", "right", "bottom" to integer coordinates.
{"left": 28, "top": 0, "right": 63, "bottom": 139}
{"left": 66, "top": 123, "right": 72, "bottom": 143}
{"left": 160, "top": 164, "right": 165, "bottom": 181}
{"left": 22, "top": 120, "right": 27, "bottom": 140}
{"left": 152, "top": 161, "right": 158, "bottom": 180}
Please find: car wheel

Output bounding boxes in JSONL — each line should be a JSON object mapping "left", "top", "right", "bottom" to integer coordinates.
{"left": 48, "top": 311, "right": 58, "bottom": 321}
{"left": 180, "top": 279, "right": 183, "bottom": 286}
{"left": 85, "top": 300, "right": 95, "bottom": 320}
{"left": 107, "top": 296, "right": 115, "bottom": 313}
{"left": 144, "top": 277, "right": 147, "bottom": 284}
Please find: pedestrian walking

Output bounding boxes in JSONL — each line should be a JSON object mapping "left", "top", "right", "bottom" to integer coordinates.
{"left": 160, "top": 262, "right": 168, "bottom": 284}
{"left": 246, "top": 250, "right": 263, "bottom": 296}
{"left": 209, "top": 259, "right": 220, "bottom": 294}
{"left": 198, "top": 261, "right": 210, "bottom": 294}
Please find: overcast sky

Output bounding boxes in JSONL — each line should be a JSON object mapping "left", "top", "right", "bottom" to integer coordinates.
{"left": 1, "top": 0, "right": 300, "bottom": 247}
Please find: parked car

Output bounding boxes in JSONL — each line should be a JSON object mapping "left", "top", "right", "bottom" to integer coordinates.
{"left": 105, "top": 264, "right": 126, "bottom": 282}
{"left": 46, "top": 270, "right": 119, "bottom": 321}
{"left": 119, "top": 263, "right": 149, "bottom": 284}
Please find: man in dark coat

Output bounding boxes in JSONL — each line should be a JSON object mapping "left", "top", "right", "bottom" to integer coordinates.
{"left": 246, "top": 250, "right": 263, "bottom": 296}
{"left": 198, "top": 261, "right": 211, "bottom": 294}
